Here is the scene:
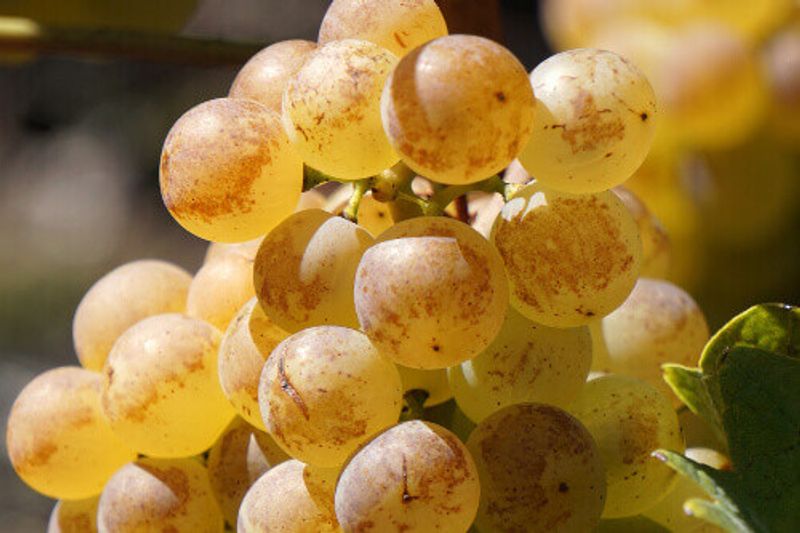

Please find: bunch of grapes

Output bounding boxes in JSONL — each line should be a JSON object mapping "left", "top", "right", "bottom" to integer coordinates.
{"left": 7, "top": 1, "right": 723, "bottom": 531}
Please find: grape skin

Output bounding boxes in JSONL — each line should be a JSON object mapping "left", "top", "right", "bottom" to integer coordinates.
{"left": 187, "top": 250, "right": 255, "bottom": 332}
{"left": 6, "top": 367, "right": 136, "bottom": 499}
{"left": 613, "top": 186, "right": 671, "bottom": 278}
{"left": 47, "top": 496, "right": 99, "bottom": 533}
{"left": 72, "top": 259, "right": 192, "bottom": 371}
{"left": 397, "top": 366, "right": 453, "bottom": 407}
{"left": 335, "top": 421, "right": 480, "bottom": 533}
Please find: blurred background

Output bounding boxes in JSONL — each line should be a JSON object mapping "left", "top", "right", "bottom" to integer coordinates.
{"left": 0, "top": 0, "right": 798, "bottom": 529}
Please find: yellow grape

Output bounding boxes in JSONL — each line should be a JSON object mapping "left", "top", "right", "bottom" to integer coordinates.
{"left": 204, "top": 236, "right": 263, "bottom": 266}
{"left": 592, "top": 278, "right": 709, "bottom": 407}
{"left": 206, "top": 417, "right": 289, "bottom": 526}
{"left": 569, "top": 375, "right": 684, "bottom": 518}
{"left": 73, "top": 259, "right": 191, "bottom": 371}
{"left": 518, "top": 48, "right": 657, "bottom": 194}
{"left": 296, "top": 188, "right": 328, "bottom": 212}
{"left": 382, "top": 34, "right": 534, "bottom": 185}
{"left": 357, "top": 217, "right": 509, "bottom": 369}
{"left": 682, "top": 0, "right": 793, "bottom": 42}
{"left": 396, "top": 366, "right": 452, "bottom": 407}
{"left": 102, "top": 314, "right": 234, "bottom": 457}
{"left": 219, "top": 298, "right": 289, "bottom": 430}
{"left": 97, "top": 457, "right": 223, "bottom": 533}
{"left": 318, "top": 0, "right": 448, "bottom": 57}
{"left": 335, "top": 421, "right": 480, "bottom": 532}
{"left": 229, "top": 40, "right": 317, "bottom": 114}
{"left": 466, "top": 403, "right": 606, "bottom": 532}
{"left": 449, "top": 306, "right": 592, "bottom": 423}
{"left": 613, "top": 186, "right": 671, "bottom": 278}
{"left": 238, "top": 459, "right": 339, "bottom": 533}
{"left": 6, "top": 367, "right": 135, "bottom": 499}
{"left": 469, "top": 192, "right": 505, "bottom": 239}
{"left": 253, "top": 209, "right": 374, "bottom": 332}
{"left": 48, "top": 496, "right": 99, "bottom": 533}
{"left": 491, "top": 182, "right": 642, "bottom": 327}
{"left": 160, "top": 97, "right": 302, "bottom": 242}
{"left": 187, "top": 251, "right": 254, "bottom": 331}
{"left": 258, "top": 326, "right": 402, "bottom": 467}
{"left": 357, "top": 192, "right": 394, "bottom": 236}
{"left": 283, "top": 39, "right": 398, "bottom": 180}
{"left": 764, "top": 26, "right": 800, "bottom": 145}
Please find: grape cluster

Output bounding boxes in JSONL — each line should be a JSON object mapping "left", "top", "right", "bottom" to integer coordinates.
{"left": 8, "top": 1, "right": 723, "bottom": 532}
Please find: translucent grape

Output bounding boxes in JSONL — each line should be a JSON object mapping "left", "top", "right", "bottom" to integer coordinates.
{"left": 296, "top": 188, "right": 328, "bottom": 212}
{"left": 491, "top": 182, "right": 642, "bottom": 327}
{"left": 517, "top": 48, "right": 657, "bottom": 194}
{"left": 160, "top": 97, "right": 302, "bottom": 242}
{"left": 282, "top": 39, "right": 398, "bottom": 180}
{"left": 238, "top": 459, "right": 339, "bottom": 533}
{"left": 449, "top": 306, "right": 592, "bottom": 423}
{"left": 469, "top": 192, "right": 505, "bottom": 239}
{"left": 592, "top": 278, "right": 709, "bottom": 406}
{"left": 6, "top": 367, "right": 136, "bottom": 499}
{"left": 253, "top": 209, "right": 374, "bottom": 333}
{"left": 569, "top": 375, "right": 684, "bottom": 518}
{"left": 207, "top": 417, "right": 289, "bottom": 526}
{"left": 258, "top": 326, "right": 402, "bottom": 467}
{"left": 613, "top": 186, "right": 671, "bottom": 278}
{"left": 381, "top": 34, "right": 535, "bottom": 184}
{"left": 318, "top": 0, "right": 448, "bottom": 58}
{"left": 357, "top": 192, "right": 394, "bottom": 236}
{"left": 102, "top": 314, "right": 234, "bottom": 457}
{"left": 47, "top": 496, "right": 99, "bottom": 533}
{"left": 356, "top": 217, "right": 508, "bottom": 369}
{"left": 73, "top": 259, "right": 191, "bottom": 371}
{"left": 187, "top": 251, "right": 254, "bottom": 331}
{"left": 204, "top": 236, "right": 263, "bottom": 265}
{"left": 466, "top": 403, "right": 606, "bottom": 532}
{"left": 219, "top": 298, "right": 289, "bottom": 430}
{"left": 335, "top": 421, "right": 480, "bottom": 532}
{"left": 229, "top": 40, "right": 317, "bottom": 114}
{"left": 397, "top": 366, "right": 452, "bottom": 407}
{"left": 97, "top": 457, "right": 223, "bottom": 533}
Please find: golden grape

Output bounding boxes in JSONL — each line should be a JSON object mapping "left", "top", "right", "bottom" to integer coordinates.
{"left": 187, "top": 251, "right": 254, "bottom": 331}
{"left": 47, "top": 496, "right": 99, "bottom": 533}
{"left": 613, "top": 186, "right": 671, "bottom": 278}
{"left": 396, "top": 366, "right": 452, "bottom": 407}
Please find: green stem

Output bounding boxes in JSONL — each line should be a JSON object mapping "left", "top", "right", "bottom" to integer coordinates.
{"left": 400, "top": 389, "right": 430, "bottom": 422}
{"left": 430, "top": 174, "right": 505, "bottom": 211}
{"left": 302, "top": 165, "right": 336, "bottom": 192}
{"left": 342, "top": 178, "right": 372, "bottom": 222}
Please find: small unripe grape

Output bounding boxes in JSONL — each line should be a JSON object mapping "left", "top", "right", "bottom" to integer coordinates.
{"left": 187, "top": 251, "right": 254, "bottom": 332}
{"left": 47, "top": 496, "right": 99, "bottom": 533}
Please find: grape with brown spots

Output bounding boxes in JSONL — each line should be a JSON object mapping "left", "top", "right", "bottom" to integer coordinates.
{"left": 187, "top": 250, "right": 255, "bottom": 332}
{"left": 613, "top": 186, "right": 671, "bottom": 278}
{"left": 47, "top": 496, "right": 99, "bottom": 533}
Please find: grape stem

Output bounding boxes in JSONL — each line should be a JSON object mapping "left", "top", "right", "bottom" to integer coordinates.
{"left": 400, "top": 389, "right": 430, "bottom": 422}
{"left": 342, "top": 178, "right": 372, "bottom": 222}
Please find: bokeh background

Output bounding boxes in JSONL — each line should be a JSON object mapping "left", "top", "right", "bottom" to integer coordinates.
{"left": 1, "top": 1, "right": 798, "bottom": 529}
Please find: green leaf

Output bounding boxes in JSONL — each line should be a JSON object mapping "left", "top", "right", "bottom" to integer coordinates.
{"left": 662, "top": 364, "right": 727, "bottom": 448}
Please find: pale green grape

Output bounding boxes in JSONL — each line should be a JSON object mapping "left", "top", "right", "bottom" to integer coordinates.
{"left": 219, "top": 298, "right": 289, "bottom": 430}
{"left": 258, "top": 326, "right": 402, "bottom": 467}
{"left": 102, "top": 314, "right": 234, "bottom": 457}
{"left": 48, "top": 496, "right": 99, "bottom": 533}
{"left": 206, "top": 417, "right": 289, "bottom": 526}
{"left": 318, "top": 0, "right": 448, "bottom": 57}
{"left": 381, "top": 34, "right": 535, "bottom": 185}
{"left": 238, "top": 460, "right": 339, "bottom": 532}
{"left": 229, "top": 40, "right": 317, "bottom": 114}
{"left": 466, "top": 403, "right": 606, "bottom": 532}
{"left": 160, "top": 97, "right": 302, "bottom": 242}
{"left": 335, "top": 421, "right": 480, "bottom": 532}
{"left": 282, "top": 39, "right": 398, "bottom": 180}
{"left": 187, "top": 250, "right": 254, "bottom": 332}
{"left": 448, "top": 306, "right": 592, "bottom": 423}
{"left": 592, "top": 278, "right": 709, "bottom": 407}
{"left": 397, "top": 366, "right": 452, "bottom": 407}
{"left": 357, "top": 217, "right": 508, "bottom": 369}
{"left": 73, "top": 259, "right": 191, "bottom": 371}
{"left": 613, "top": 186, "right": 671, "bottom": 278}
{"left": 569, "top": 375, "right": 684, "bottom": 518}
{"left": 517, "top": 48, "right": 657, "bottom": 194}
{"left": 97, "top": 458, "right": 223, "bottom": 533}
{"left": 491, "top": 182, "right": 642, "bottom": 327}
{"left": 253, "top": 209, "right": 374, "bottom": 332}
{"left": 6, "top": 367, "right": 136, "bottom": 499}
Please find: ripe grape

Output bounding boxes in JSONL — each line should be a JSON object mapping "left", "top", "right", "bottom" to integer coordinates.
{"left": 6, "top": 367, "right": 136, "bottom": 499}
{"left": 466, "top": 403, "right": 606, "bottom": 532}
{"left": 397, "top": 366, "right": 452, "bottom": 407}
{"left": 318, "top": 0, "right": 448, "bottom": 57}
{"left": 357, "top": 192, "right": 395, "bottom": 236}
{"left": 47, "top": 496, "right": 99, "bottom": 533}
{"left": 592, "top": 278, "right": 710, "bottom": 406}
{"left": 207, "top": 417, "right": 289, "bottom": 526}
{"left": 204, "top": 236, "right": 263, "bottom": 265}
{"left": 97, "top": 457, "right": 223, "bottom": 533}
{"left": 102, "top": 314, "right": 234, "bottom": 457}
{"left": 238, "top": 459, "right": 339, "bottom": 532}
{"left": 282, "top": 39, "right": 398, "bottom": 180}
{"left": 356, "top": 217, "right": 508, "bottom": 369}
{"left": 258, "top": 326, "right": 403, "bottom": 467}
{"left": 160, "top": 97, "right": 302, "bottom": 242}
{"left": 73, "top": 259, "right": 191, "bottom": 371}
{"left": 229, "top": 40, "right": 317, "bottom": 114}
{"left": 253, "top": 209, "right": 374, "bottom": 332}
{"left": 613, "top": 186, "right": 671, "bottom": 278}
{"left": 491, "top": 182, "right": 642, "bottom": 327}
{"left": 219, "top": 298, "right": 289, "bottom": 430}
{"left": 517, "top": 48, "right": 657, "bottom": 194}
{"left": 569, "top": 375, "right": 684, "bottom": 518}
{"left": 449, "top": 306, "right": 592, "bottom": 423}
{"left": 335, "top": 421, "right": 480, "bottom": 532}
{"left": 187, "top": 251, "right": 254, "bottom": 331}
{"left": 381, "top": 34, "right": 535, "bottom": 184}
